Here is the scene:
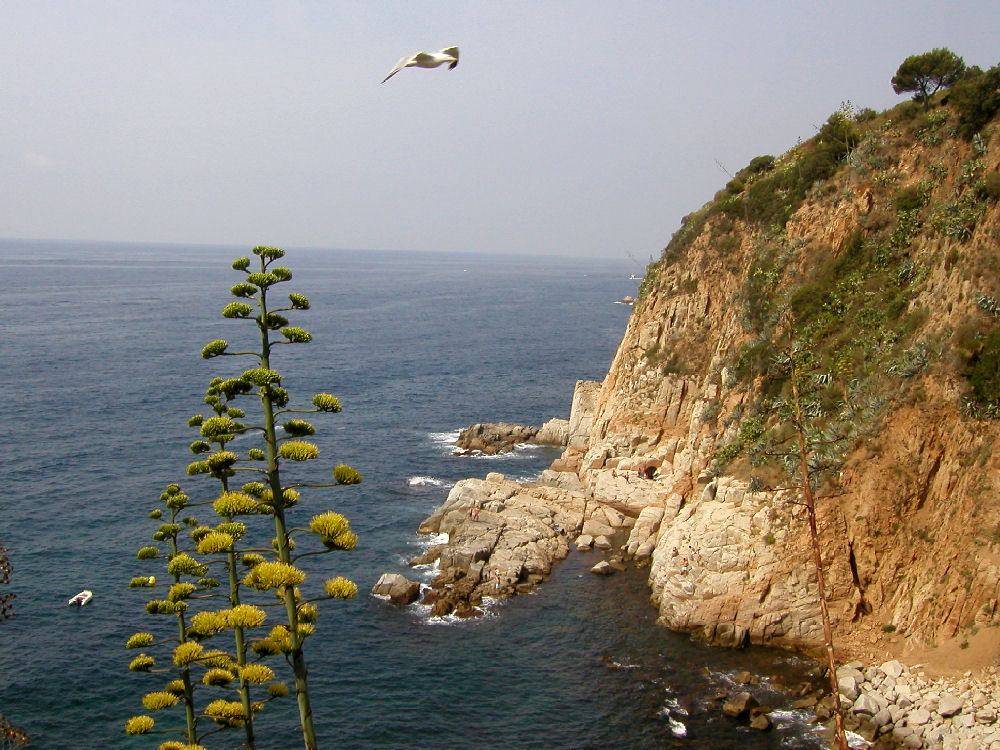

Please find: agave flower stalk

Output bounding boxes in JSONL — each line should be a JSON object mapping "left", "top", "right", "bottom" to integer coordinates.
{"left": 197, "top": 246, "right": 361, "bottom": 750}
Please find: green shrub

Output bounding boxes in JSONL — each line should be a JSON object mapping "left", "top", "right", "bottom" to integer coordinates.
{"left": 965, "top": 324, "right": 1000, "bottom": 414}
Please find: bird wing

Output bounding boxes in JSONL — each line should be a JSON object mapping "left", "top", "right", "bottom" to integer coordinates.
{"left": 381, "top": 54, "right": 414, "bottom": 83}
{"left": 442, "top": 46, "right": 459, "bottom": 69}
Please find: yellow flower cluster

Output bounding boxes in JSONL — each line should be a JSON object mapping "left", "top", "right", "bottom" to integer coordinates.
{"left": 196, "top": 530, "right": 234, "bottom": 555}
{"left": 325, "top": 576, "right": 358, "bottom": 600}
{"left": 205, "top": 699, "right": 247, "bottom": 727}
{"left": 142, "top": 691, "right": 179, "bottom": 710}
{"left": 213, "top": 491, "right": 259, "bottom": 517}
{"left": 125, "top": 632, "right": 154, "bottom": 649}
{"left": 167, "top": 553, "right": 208, "bottom": 578}
{"left": 189, "top": 610, "right": 228, "bottom": 637}
{"left": 202, "top": 668, "right": 234, "bottom": 687}
{"left": 200, "top": 649, "right": 236, "bottom": 670}
{"left": 252, "top": 625, "right": 292, "bottom": 655}
{"left": 227, "top": 604, "right": 266, "bottom": 629}
{"left": 128, "top": 654, "right": 155, "bottom": 672}
{"left": 278, "top": 440, "right": 319, "bottom": 461}
{"left": 124, "top": 715, "right": 154, "bottom": 735}
{"left": 239, "top": 663, "right": 275, "bottom": 685}
{"left": 172, "top": 641, "right": 204, "bottom": 667}
{"left": 312, "top": 393, "right": 342, "bottom": 412}
{"left": 168, "top": 582, "right": 197, "bottom": 602}
{"left": 243, "top": 561, "right": 305, "bottom": 591}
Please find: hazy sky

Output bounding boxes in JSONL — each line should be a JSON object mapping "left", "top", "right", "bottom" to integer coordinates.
{"left": 1, "top": 2, "right": 997, "bottom": 259}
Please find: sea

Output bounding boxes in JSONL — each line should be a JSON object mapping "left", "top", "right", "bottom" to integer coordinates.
{"left": 0, "top": 239, "right": 828, "bottom": 749}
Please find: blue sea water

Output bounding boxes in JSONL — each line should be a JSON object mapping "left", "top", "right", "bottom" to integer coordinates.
{"left": 0, "top": 239, "right": 826, "bottom": 749}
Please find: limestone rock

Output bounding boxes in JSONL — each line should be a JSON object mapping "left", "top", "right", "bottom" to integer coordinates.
{"left": 455, "top": 422, "right": 540, "bottom": 455}
{"left": 722, "top": 691, "right": 758, "bottom": 718}
{"left": 371, "top": 573, "right": 421, "bottom": 605}
{"left": 590, "top": 560, "right": 616, "bottom": 576}
{"left": 535, "top": 418, "right": 570, "bottom": 446}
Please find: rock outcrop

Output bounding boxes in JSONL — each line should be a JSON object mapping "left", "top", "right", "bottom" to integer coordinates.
{"left": 409, "top": 96, "right": 1000, "bottom": 692}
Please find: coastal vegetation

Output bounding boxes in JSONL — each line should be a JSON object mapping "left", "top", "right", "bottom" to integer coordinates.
{"left": 639, "top": 48, "right": 1000, "bottom": 750}
{"left": 125, "top": 247, "right": 362, "bottom": 750}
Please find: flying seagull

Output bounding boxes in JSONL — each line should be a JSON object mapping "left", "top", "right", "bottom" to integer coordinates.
{"left": 381, "top": 46, "right": 459, "bottom": 83}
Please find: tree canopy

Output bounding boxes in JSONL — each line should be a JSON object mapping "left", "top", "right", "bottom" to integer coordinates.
{"left": 891, "top": 48, "right": 966, "bottom": 109}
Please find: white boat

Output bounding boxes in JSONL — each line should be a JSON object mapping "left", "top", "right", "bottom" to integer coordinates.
{"left": 67, "top": 590, "right": 92, "bottom": 606}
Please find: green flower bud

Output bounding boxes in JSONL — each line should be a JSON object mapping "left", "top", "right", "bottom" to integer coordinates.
{"left": 230, "top": 282, "right": 257, "bottom": 297}
{"left": 129, "top": 576, "right": 156, "bottom": 588}
{"left": 147, "top": 509, "right": 162, "bottom": 520}
{"left": 240, "top": 553, "right": 265, "bottom": 568}
{"left": 278, "top": 440, "right": 319, "bottom": 461}
{"left": 271, "top": 266, "right": 291, "bottom": 281}
{"left": 215, "top": 521, "right": 246, "bottom": 540}
{"left": 198, "top": 577, "right": 221, "bottom": 589}
{"left": 241, "top": 482, "right": 266, "bottom": 497}
{"left": 312, "top": 393, "right": 342, "bottom": 412}
{"left": 167, "top": 553, "right": 208, "bottom": 579}
{"left": 246, "top": 272, "right": 278, "bottom": 289}
{"left": 269, "top": 385, "right": 290, "bottom": 407}
{"left": 253, "top": 245, "right": 285, "bottom": 260}
{"left": 247, "top": 447, "right": 265, "bottom": 460}
{"left": 232, "top": 256, "right": 251, "bottom": 271}
{"left": 137, "top": 546, "right": 158, "bottom": 560}
{"left": 227, "top": 407, "right": 246, "bottom": 419}
{"left": 241, "top": 368, "right": 282, "bottom": 387}
{"left": 334, "top": 464, "right": 362, "bottom": 485}
{"left": 189, "top": 440, "right": 211, "bottom": 455}
{"left": 186, "top": 460, "right": 209, "bottom": 476}
{"left": 201, "top": 339, "right": 229, "bottom": 359}
{"left": 213, "top": 491, "right": 260, "bottom": 517}
{"left": 125, "top": 632, "right": 154, "bottom": 649}
{"left": 188, "top": 414, "right": 204, "bottom": 427}
{"left": 297, "top": 602, "right": 319, "bottom": 623}
{"left": 281, "top": 326, "right": 312, "bottom": 343}
{"left": 283, "top": 419, "right": 315, "bottom": 436}
{"left": 263, "top": 312, "right": 288, "bottom": 329}
{"left": 288, "top": 292, "right": 310, "bottom": 309}
{"left": 201, "top": 416, "right": 237, "bottom": 438}
{"left": 167, "top": 582, "right": 197, "bottom": 602}
{"left": 221, "top": 301, "right": 254, "bottom": 318}
{"left": 128, "top": 654, "right": 155, "bottom": 672}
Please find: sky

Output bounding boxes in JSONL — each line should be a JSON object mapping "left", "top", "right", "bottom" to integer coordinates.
{"left": 1, "top": 1, "right": 997, "bottom": 260}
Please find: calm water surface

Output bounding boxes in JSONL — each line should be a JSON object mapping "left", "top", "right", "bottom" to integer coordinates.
{"left": 0, "top": 240, "right": 825, "bottom": 749}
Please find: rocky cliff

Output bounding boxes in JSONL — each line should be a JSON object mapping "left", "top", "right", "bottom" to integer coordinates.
{"left": 411, "top": 86, "right": 1000, "bottom": 669}
{"left": 571, "top": 94, "right": 1000, "bottom": 660}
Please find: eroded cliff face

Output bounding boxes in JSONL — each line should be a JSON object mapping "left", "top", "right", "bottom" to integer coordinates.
{"left": 572, "top": 103, "right": 1000, "bottom": 658}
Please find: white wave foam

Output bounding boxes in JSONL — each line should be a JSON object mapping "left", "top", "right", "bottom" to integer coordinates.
{"left": 407, "top": 475, "right": 448, "bottom": 487}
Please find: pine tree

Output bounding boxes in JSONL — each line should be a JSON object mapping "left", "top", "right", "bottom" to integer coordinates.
{"left": 126, "top": 246, "right": 362, "bottom": 749}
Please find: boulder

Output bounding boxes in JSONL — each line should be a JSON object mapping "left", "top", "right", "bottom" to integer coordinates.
{"left": 535, "top": 418, "right": 570, "bottom": 446}
{"left": 371, "top": 573, "right": 421, "bottom": 605}
{"left": 575, "top": 534, "right": 595, "bottom": 550}
{"left": 590, "top": 560, "right": 616, "bottom": 576}
{"left": 722, "top": 691, "right": 759, "bottom": 718}
{"left": 938, "top": 693, "right": 964, "bottom": 718}
{"left": 455, "top": 422, "right": 539, "bottom": 455}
